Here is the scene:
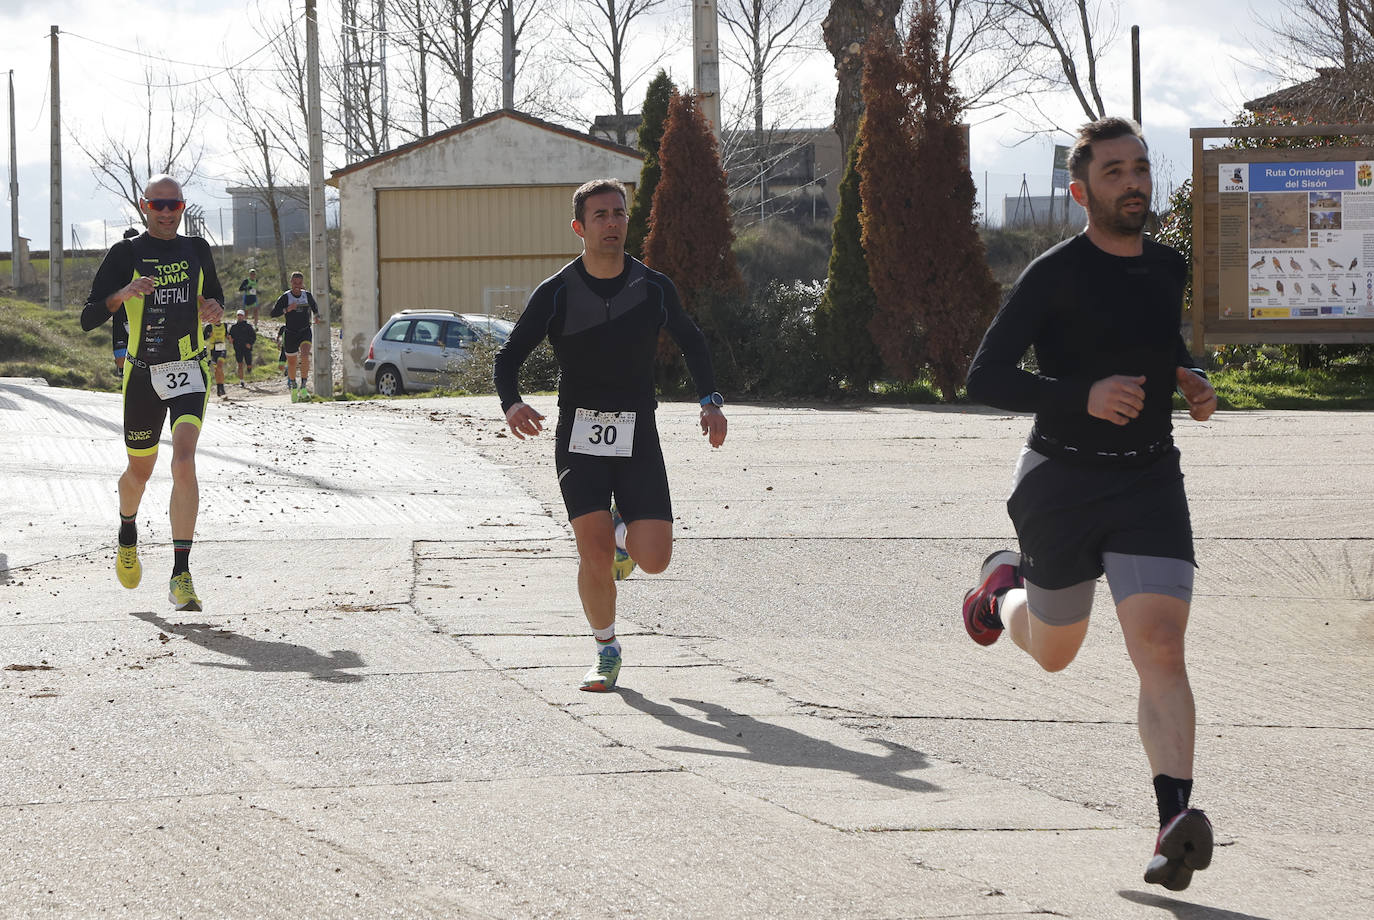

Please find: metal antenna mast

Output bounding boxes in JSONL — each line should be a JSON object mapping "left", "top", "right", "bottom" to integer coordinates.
{"left": 340, "top": 0, "right": 390, "bottom": 162}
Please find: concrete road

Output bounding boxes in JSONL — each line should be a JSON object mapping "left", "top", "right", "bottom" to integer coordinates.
{"left": 0, "top": 377, "right": 1370, "bottom": 919}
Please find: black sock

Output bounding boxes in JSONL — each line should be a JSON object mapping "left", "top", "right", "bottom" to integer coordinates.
{"left": 118, "top": 513, "right": 137, "bottom": 547}
{"left": 1153, "top": 774, "right": 1193, "bottom": 826}
{"left": 172, "top": 539, "right": 192, "bottom": 577}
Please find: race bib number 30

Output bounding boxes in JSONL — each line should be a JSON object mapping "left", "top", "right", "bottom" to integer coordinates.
{"left": 569, "top": 408, "right": 635, "bottom": 457}
{"left": 149, "top": 359, "right": 206, "bottom": 401}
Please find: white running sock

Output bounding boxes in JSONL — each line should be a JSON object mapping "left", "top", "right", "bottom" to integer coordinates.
{"left": 593, "top": 624, "right": 620, "bottom": 655}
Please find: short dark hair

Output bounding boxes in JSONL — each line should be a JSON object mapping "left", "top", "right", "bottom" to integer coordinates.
{"left": 290, "top": 271, "right": 304, "bottom": 281}
{"left": 573, "top": 178, "right": 627, "bottom": 223}
{"left": 1067, "top": 117, "right": 1147, "bottom": 182}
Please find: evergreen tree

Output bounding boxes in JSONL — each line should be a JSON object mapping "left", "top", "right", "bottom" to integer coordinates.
{"left": 644, "top": 90, "right": 745, "bottom": 387}
{"left": 817, "top": 131, "right": 882, "bottom": 394}
{"left": 860, "top": 3, "right": 998, "bottom": 399}
{"left": 626, "top": 71, "right": 675, "bottom": 259}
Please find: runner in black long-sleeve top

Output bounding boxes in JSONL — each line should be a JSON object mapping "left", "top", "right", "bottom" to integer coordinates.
{"left": 495, "top": 178, "right": 727, "bottom": 692}
{"left": 962, "top": 118, "right": 1219, "bottom": 893}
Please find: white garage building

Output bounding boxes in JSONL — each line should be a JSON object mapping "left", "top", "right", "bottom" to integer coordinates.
{"left": 329, "top": 110, "right": 642, "bottom": 392}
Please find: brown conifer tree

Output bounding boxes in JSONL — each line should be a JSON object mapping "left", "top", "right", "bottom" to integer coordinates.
{"left": 859, "top": 2, "right": 999, "bottom": 399}
{"left": 643, "top": 90, "right": 745, "bottom": 383}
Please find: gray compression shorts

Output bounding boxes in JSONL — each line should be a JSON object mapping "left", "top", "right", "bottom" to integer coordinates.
{"left": 1026, "top": 552, "right": 1195, "bottom": 626}
{"left": 1011, "top": 450, "right": 1192, "bottom": 631}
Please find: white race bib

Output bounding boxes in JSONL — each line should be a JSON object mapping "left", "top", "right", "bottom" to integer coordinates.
{"left": 149, "top": 359, "right": 206, "bottom": 401}
{"left": 569, "top": 408, "right": 635, "bottom": 457}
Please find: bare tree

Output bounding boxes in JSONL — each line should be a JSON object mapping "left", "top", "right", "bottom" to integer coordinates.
{"left": 997, "top": 0, "right": 1117, "bottom": 125}
{"left": 1259, "top": 0, "right": 1373, "bottom": 72}
{"left": 212, "top": 66, "right": 303, "bottom": 290}
{"left": 930, "top": 0, "right": 1038, "bottom": 112}
{"left": 72, "top": 67, "right": 207, "bottom": 220}
{"left": 720, "top": 0, "right": 823, "bottom": 135}
{"left": 389, "top": 0, "right": 500, "bottom": 126}
{"left": 555, "top": 0, "right": 676, "bottom": 144}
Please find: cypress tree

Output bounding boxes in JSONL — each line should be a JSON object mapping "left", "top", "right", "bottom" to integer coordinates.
{"left": 860, "top": 4, "right": 998, "bottom": 399}
{"left": 817, "top": 131, "right": 882, "bottom": 394}
{"left": 643, "top": 90, "right": 745, "bottom": 388}
{"left": 626, "top": 71, "right": 674, "bottom": 259}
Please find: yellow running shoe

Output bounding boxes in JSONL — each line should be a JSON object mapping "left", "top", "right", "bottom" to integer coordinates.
{"left": 116, "top": 544, "right": 142, "bottom": 589}
{"left": 610, "top": 503, "right": 636, "bottom": 581}
{"left": 168, "top": 572, "right": 202, "bottom": 612}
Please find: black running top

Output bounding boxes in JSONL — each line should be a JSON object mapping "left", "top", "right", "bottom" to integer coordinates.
{"left": 967, "top": 233, "right": 1200, "bottom": 467}
{"left": 82, "top": 232, "right": 223, "bottom": 366}
{"left": 270, "top": 290, "right": 319, "bottom": 331}
{"left": 494, "top": 255, "right": 717, "bottom": 413}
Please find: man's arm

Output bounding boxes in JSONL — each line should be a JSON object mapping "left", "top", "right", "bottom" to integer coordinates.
{"left": 494, "top": 286, "right": 557, "bottom": 414}
{"left": 306, "top": 292, "right": 320, "bottom": 318}
{"left": 658, "top": 277, "right": 725, "bottom": 447}
{"left": 269, "top": 293, "right": 288, "bottom": 317}
{"left": 81, "top": 241, "right": 137, "bottom": 331}
{"left": 965, "top": 268, "right": 1090, "bottom": 414}
{"left": 657, "top": 277, "right": 717, "bottom": 400}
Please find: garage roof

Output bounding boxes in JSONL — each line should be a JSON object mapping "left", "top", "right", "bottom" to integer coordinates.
{"left": 328, "top": 109, "right": 642, "bottom": 185}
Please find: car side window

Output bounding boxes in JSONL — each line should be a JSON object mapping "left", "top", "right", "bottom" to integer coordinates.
{"left": 412, "top": 320, "right": 443, "bottom": 345}
{"left": 382, "top": 320, "right": 411, "bottom": 343}
{"left": 445, "top": 321, "right": 478, "bottom": 349}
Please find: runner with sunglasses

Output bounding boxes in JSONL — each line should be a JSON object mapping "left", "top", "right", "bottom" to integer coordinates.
{"left": 81, "top": 174, "right": 226, "bottom": 611}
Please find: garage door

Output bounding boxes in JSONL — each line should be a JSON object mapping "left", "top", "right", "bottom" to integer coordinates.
{"left": 376, "top": 183, "right": 632, "bottom": 324}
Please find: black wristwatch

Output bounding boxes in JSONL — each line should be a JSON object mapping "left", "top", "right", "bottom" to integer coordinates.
{"left": 699, "top": 392, "right": 724, "bottom": 408}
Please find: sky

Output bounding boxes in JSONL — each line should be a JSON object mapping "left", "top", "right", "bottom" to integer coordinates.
{"left": 0, "top": 0, "right": 1297, "bottom": 253}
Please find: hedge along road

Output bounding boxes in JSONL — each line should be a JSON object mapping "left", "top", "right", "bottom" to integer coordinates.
{"left": 0, "top": 377, "right": 1369, "bottom": 919}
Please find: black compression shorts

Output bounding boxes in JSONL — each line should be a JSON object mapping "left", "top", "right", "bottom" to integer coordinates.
{"left": 283, "top": 327, "right": 312, "bottom": 356}
{"left": 233, "top": 342, "right": 253, "bottom": 365}
{"left": 554, "top": 409, "right": 672, "bottom": 523}
{"left": 1007, "top": 448, "right": 1194, "bottom": 591}
{"left": 122, "top": 360, "right": 210, "bottom": 456}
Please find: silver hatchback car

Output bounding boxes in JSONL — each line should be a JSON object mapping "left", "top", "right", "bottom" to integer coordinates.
{"left": 363, "top": 310, "right": 515, "bottom": 396}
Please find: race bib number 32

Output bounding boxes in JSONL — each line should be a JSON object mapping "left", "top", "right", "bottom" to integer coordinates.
{"left": 569, "top": 408, "right": 635, "bottom": 457}
{"left": 149, "top": 358, "right": 207, "bottom": 401}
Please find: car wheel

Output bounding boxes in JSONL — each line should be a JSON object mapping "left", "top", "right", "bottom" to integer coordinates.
{"left": 376, "top": 365, "right": 404, "bottom": 397}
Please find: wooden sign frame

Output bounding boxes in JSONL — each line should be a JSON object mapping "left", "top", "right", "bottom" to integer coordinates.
{"left": 1188, "top": 124, "right": 1374, "bottom": 359}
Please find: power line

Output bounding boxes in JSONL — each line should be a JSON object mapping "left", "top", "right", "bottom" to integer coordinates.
{"left": 62, "top": 14, "right": 304, "bottom": 87}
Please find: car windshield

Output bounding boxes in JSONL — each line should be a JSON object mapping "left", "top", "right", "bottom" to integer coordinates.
{"left": 461, "top": 316, "right": 515, "bottom": 340}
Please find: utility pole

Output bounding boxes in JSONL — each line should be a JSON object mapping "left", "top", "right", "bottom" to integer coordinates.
{"left": 306, "top": 0, "right": 333, "bottom": 397}
{"left": 501, "top": 2, "right": 517, "bottom": 110}
{"left": 8, "top": 70, "right": 19, "bottom": 292}
{"left": 49, "top": 25, "right": 62, "bottom": 311}
{"left": 692, "top": 0, "right": 720, "bottom": 142}
{"left": 1131, "top": 25, "right": 1141, "bottom": 126}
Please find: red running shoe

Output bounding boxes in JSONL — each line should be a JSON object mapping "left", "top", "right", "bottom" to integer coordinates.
{"left": 1144, "top": 808, "right": 1213, "bottom": 891}
{"left": 961, "top": 550, "right": 1021, "bottom": 646}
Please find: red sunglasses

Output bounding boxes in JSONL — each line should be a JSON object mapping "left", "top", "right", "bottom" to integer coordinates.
{"left": 145, "top": 198, "right": 185, "bottom": 212}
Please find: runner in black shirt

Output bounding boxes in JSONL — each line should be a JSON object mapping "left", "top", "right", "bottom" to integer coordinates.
{"left": 962, "top": 118, "right": 1218, "bottom": 892}
{"left": 229, "top": 309, "right": 257, "bottom": 387}
{"left": 81, "top": 174, "right": 225, "bottom": 612}
{"left": 495, "top": 178, "right": 727, "bottom": 692}
{"left": 270, "top": 271, "right": 319, "bottom": 401}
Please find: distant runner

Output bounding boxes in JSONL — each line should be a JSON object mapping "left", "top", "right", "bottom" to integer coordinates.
{"left": 229, "top": 309, "right": 257, "bottom": 388}
{"left": 238, "top": 268, "right": 259, "bottom": 323}
{"left": 270, "top": 271, "right": 319, "bottom": 401}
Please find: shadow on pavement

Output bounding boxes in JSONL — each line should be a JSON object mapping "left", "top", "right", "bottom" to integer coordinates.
{"left": 1118, "top": 890, "right": 1275, "bottom": 920}
{"left": 132, "top": 611, "right": 366, "bottom": 682}
{"left": 617, "top": 688, "right": 939, "bottom": 792}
